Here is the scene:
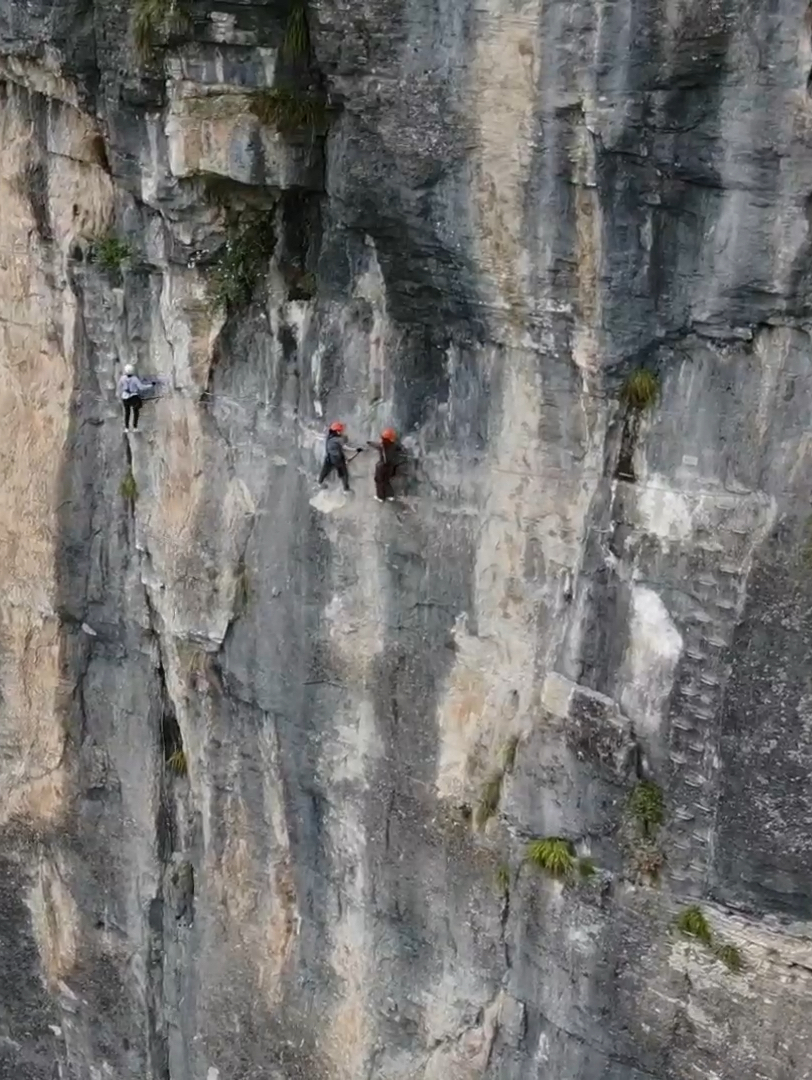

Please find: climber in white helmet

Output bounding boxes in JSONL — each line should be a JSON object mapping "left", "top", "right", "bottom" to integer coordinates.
{"left": 117, "top": 363, "right": 156, "bottom": 432}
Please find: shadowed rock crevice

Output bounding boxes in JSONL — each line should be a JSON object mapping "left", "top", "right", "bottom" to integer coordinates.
{"left": 0, "top": 854, "right": 60, "bottom": 1080}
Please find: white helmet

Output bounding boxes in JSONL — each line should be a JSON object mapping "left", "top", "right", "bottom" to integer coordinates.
{"left": 123, "top": 364, "right": 134, "bottom": 375}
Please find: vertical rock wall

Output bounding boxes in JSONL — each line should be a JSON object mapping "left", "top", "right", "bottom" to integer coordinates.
{"left": 1, "top": 0, "right": 812, "bottom": 1078}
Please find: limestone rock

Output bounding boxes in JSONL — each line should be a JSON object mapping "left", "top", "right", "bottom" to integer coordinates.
{"left": 0, "top": 0, "right": 811, "bottom": 1077}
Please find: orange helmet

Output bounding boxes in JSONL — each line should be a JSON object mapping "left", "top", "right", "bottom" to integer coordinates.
{"left": 329, "top": 421, "right": 345, "bottom": 433}
{"left": 381, "top": 427, "right": 397, "bottom": 442}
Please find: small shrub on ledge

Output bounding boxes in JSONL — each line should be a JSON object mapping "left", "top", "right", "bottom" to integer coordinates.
{"left": 629, "top": 780, "right": 664, "bottom": 836}
{"left": 92, "top": 234, "right": 131, "bottom": 272}
{"left": 674, "top": 904, "right": 744, "bottom": 974}
{"left": 526, "top": 837, "right": 596, "bottom": 884}
{"left": 526, "top": 837, "right": 576, "bottom": 879}
{"left": 675, "top": 904, "right": 712, "bottom": 945}
{"left": 715, "top": 942, "right": 743, "bottom": 972}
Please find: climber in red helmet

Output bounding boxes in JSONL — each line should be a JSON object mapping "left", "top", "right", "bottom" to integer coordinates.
{"left": 319, "top": 421, "right": 363, "bottom": 492}
{"left": 367, "top": 427, "right": 401, "bottom": 502}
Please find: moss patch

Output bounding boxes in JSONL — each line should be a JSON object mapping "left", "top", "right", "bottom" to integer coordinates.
{"left": 120, "top": 470, "right": 138, "bottom": 502}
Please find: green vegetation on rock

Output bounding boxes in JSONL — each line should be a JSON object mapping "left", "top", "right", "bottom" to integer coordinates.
{"left": 208, "top": 212, "right": 276, "bottom": 313}
{"left": 674, "top": 905, "right": 744, "bottom": 974}
{"left": 120, "top": 470, "right": 138, "bottom": 503}
{"left": 167, "top": 748, "right": 188, "bottom": 776}
{"left": 716, "top": 942, "right": 743, "bottom": 973}
{"left": 577, "top": 857, "right": 596, "bottom": 879}
{"left": 526, "top": 837, "right": 576, "bottom": 879}
{"left": 133, "top": 0, "right": 190, "bottom": 59}
{"left": 629, "top": 780, "right": 664, "bottom": 835}
{"left": 250, "top": 88, "right": 328, "bottom": 134}
{"left": 283, "top": 1, "right": 310, "bottom": 59}
{"left": 624, "top": 779, "right": 666, "bottom": 884}
{"left": 92, "top": 234, "right": 131, "bottom": 272}
{"left": 675, "top": 904, "right": 712, "bottom": 945}
{"left": 620, "top": 368, "right": 659, "bottom": 410}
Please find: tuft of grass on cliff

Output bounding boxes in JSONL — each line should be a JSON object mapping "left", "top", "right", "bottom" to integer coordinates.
{"left": 675, "top": 904, "right": 712, "bottom": 945}
{"left": 526, "top": 837, "right": 576, "bottom": 879}
{"left": 249, "top": 88, "right": 328, "bottom": 134}
{"left": 92, "top": 234, "right": 131, "bottom": 272}
{"left": 282, "top": 1, "right": 310, "bottom": 59}
{"left": 620, "top": 369, "right": 659, "bottom": 410}
{"left": 133, "top": 0, "right": 191, "bottom": 60}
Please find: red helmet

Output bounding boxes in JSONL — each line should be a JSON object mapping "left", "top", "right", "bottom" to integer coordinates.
{"left": 329, "top": 421, "right": 345, "bottom": 433}
{"left": 381, "top": 427, "right": 397, "bottom": 442}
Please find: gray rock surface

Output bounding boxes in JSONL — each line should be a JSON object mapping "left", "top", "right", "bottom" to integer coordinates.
{"left": 1, "top": 0, "right": 812, "bottom": 1077}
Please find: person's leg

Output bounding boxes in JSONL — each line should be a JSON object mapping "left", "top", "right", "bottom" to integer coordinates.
{"left": 374, "top": 463, "right": 386, "bottom": 501}
{"left": 123, "top": 400, "right": 131, "bottom": 429}
{"left": 131, "top": 396, "right": 142, "bottom": 430}
{"left": 337, "top": 461, "right": 350, "bottom": 491}
{"left": 382, "top": 464, "right": 395, "bottom": 500}
{"left": 318, "top": 459, "right": 333, "bottom": 485}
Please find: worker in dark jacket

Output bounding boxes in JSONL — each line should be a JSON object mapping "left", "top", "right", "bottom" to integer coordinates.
{"left": 318, "top": 421, "right": 362, "bottom": 491}
{"left": 367, "top": 428, "right": 401, "bottom": 502}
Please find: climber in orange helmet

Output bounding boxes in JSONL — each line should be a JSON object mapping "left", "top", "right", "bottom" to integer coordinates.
{"left": 319, "top": 421, "right": 363, "bottom": 492}
{"left": 367, "top": 427, "right": 401, "bottom": 502}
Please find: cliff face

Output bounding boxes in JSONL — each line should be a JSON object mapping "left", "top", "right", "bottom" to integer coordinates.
{"left": 2, "top": 0, "right": 812, "bottom": 1077}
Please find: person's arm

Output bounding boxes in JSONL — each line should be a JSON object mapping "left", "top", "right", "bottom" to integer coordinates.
{"left": 137, "top": 375, "right": 156, "bottom": 392}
